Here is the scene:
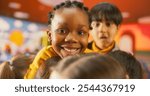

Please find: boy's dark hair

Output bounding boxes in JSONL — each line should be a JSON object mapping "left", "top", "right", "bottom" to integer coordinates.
{"left": 48, "top": 0, "right": 89, "bottom": 26}
{"left": 90, "top": 2, "right": 122, "bottom": 26}
{"left": 108, "top": 50, "right": 143, "bottom": 79}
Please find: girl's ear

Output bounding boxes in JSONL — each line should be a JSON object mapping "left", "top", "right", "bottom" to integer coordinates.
{"left": 47, "top": 25, "right": 51, "bottom": 36}
{"left": 46, "top": 29, "right": 51, "bottom": 42}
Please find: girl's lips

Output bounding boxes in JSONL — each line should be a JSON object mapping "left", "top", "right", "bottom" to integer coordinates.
{"left": 61, "top": 44, "right": 80, "bottom": 48}
{"left": 61, "top": 47, "right": 81, "bottom": 55}
{"left": 63, "top": 47, "right": 79, "bottom": 52}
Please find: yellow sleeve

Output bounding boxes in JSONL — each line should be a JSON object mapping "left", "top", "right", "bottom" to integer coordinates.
{"left": 24, "top": 46, "right": 57, "bottom": 79}
{"left": 84, "top": 48, "right": 94, "bottom": 53}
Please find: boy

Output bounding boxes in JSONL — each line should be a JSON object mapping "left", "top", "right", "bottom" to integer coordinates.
{"left": 88, "top": 2, "right": 122, "bottom": 54}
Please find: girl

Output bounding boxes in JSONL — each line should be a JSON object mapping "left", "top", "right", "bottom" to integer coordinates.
{"left": 25, "top": 1, "right": 92, "bottom": 79}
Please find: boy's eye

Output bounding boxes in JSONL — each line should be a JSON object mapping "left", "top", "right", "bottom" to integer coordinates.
{"left": 93, "top": 22, "right": 100, "bottom": 27}
{"left": 91, "top": 21, "right": 100, "bottom": 28}
{"left": 106, "top": 22, "right": 111, "bottom": 27}
{"left": 96, "top": 22, "right": 100, "bottom": 27}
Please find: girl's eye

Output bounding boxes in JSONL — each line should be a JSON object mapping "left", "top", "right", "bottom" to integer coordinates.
{"left": 78, "top": 30, "right": 87, "bottom": 36}
{"left": 56, "top": 29, "right": 67, "bottom": 34}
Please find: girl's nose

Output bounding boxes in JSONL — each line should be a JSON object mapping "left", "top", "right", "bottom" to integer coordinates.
{"left": 65, "top": 32, "right": 77, "bottom": 43}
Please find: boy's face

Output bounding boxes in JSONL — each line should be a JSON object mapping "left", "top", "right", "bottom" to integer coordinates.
{"left": 90, "top": 20, "right": 118, "bottom": 49}
{"left": 48, "top": 8, "right": 89, "bottom": 58}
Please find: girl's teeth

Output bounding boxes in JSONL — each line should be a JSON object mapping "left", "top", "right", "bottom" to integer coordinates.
{"left": 64, "top": 48, "right": 77, "bottom": 52}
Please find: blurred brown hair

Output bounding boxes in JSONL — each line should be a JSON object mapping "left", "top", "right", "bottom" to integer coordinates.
{"left": 51, "top": 53, "right": 126, "bottom": 79}
{"left": 0, "top": 62, "right": 15, "bottom": 79}
{"left": 35, "top": 56, "right": 61, "bottom": 79}
{"left": 10, "top": 54, "right": 33, "bottom": 79}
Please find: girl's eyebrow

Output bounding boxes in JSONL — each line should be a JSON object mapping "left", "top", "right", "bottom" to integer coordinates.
{"left": 78, "top": 24, "right": 88, "bottom": 27}
{"left": 56, "top": 22, "right": 68, "bottom": 28}
{"left": 57, "top": 22, "right": 67, "bottom": 25}
{"left": 78, "top": 25, "right": 89, "bottom": 29}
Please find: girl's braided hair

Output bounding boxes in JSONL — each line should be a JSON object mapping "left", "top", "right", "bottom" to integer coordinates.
{"left": 48, "top": 0, "right": 90, "bottom": 27}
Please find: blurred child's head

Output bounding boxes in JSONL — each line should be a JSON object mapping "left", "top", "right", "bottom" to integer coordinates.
{"left": 0, "top": 62, "right": 15, "bottom": 79}
{"left": 50, "top": 53, "right": 98, "bottom": 79}
{"left": 50, "top": 53, "right": 126, "bottom": 79}
{"left": 10, "top": 54, "right": 33, "bottom": 79}
{"left": 35, "top": 56, "right": 61, "bottom": 79}
{"left": 47, "top": 1, "right": 90, "bottom": 58}
{"left": 108, "top": 50, "right": 143, "bottom": 79}
{"left": 90, "top": 2, "right": 122, "bottom": 49}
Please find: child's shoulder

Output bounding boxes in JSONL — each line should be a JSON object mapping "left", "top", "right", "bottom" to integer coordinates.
{"left": 36, "top": 46, "right": 58, "bottom": 59}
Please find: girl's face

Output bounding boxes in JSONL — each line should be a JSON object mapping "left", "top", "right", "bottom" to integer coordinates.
{"left": 48, "top": 8, "right": 89, "bottom": 58}
{"left": 90, "top": 20, "right": 118, "bottom": 49}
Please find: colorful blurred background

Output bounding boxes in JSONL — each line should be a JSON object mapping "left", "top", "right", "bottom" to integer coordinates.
{"left": 0, "top": 0, "right": 150, "bottom": 78}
